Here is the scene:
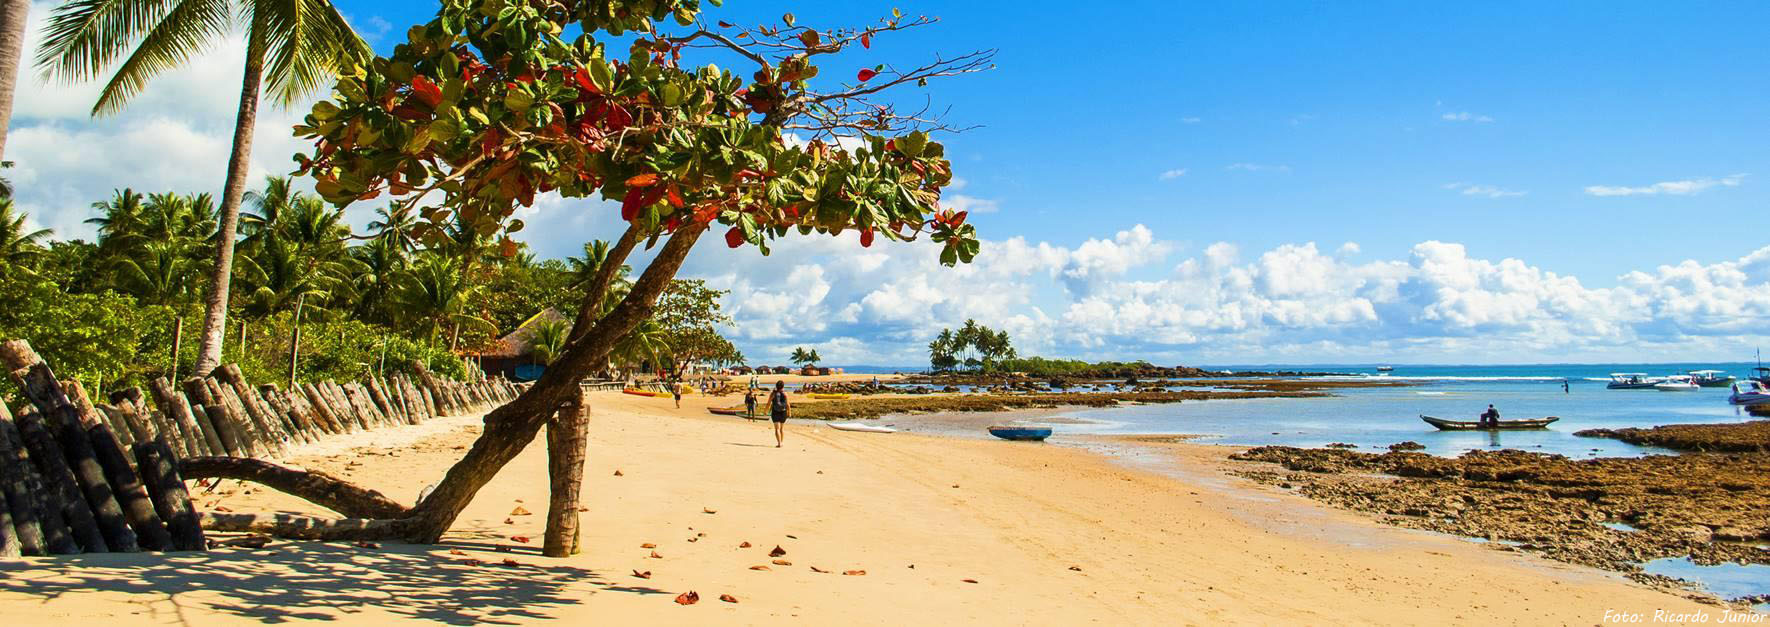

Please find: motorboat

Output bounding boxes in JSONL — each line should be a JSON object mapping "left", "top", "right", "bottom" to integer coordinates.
{"left": 1687, "top": 370, "right": 1735, "bottom": 387}
{"left": 1728, "top": 381, "right": 1770, "bottom": 405}
{"left": 1606, "top": 373, "right": 1659, "bottom": 390}
{"left": 987, "top": 426, "right": 1053, "bottom": 441}
{"left": 1753, "top": 367, "right": 1770, "bottom": 386}
{"left": 1376, "top": 365, "right": 1394, "bottom": 372}
{"left": 1654, "top": 375, "right": 1699, "bottom": 391}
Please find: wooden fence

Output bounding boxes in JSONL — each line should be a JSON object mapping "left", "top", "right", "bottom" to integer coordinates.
{"left": 0, "top": 339, "right": 521, "bottom": 556}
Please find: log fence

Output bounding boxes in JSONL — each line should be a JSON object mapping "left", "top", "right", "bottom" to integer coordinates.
{"left": 0, "top": 340, "right": 523, "bottom": 555}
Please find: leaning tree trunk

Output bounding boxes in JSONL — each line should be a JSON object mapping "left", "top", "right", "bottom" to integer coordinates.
{"left": 193, "top": 21, "right": 267, "bottom": 374}
{"left": 0, "top": 0, "right": 28, "bottom": 161}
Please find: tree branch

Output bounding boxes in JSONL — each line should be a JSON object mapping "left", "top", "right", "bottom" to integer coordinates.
{"left": 181, "top": 457, "right": 411, "bottom": 519}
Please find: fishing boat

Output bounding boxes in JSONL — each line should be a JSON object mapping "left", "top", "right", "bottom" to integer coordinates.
{"left": 1420, "top": 415, "right": 1559, "bottom": 431}
{"left": 622, "top": 387, "right": 664, "bottom": 397}
{"left": 808, "top": 393, "right": 850, "bottom": 400}
{"left": 829, "top": 422, "right": 896, "bottom": 433}
{"left": 1753, "top": 367, "right": 1770, "bottom": 386}
{"left": 1727, "top": 381, "right": 1770, "bottom": 405}
{"left": 987, "top": 425, "right": 1053, "bottom": 441}
{"left": 1654, "top": 375, "right": 1700, "bottom": 391}
{"left": 1688, "top": 370, "right": 1735, "bottom": 387}
{"left": 1606, "top": 373, "right": 1659, "bottom": 390}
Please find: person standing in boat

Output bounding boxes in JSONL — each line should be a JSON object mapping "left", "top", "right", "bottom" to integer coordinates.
{"left": 1480, "top": 404, "right": 1500, "bottom": 428}
{"left": 769, "top": 381, "right": 790, "bottom": 447}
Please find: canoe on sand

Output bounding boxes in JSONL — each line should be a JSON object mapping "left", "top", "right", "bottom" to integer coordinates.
{"left": 622, "top": 388, "right": 664, "bottom": 397}
{"left": 809, "top": 393, "right": 850, "bottom": 400}
{"left": 1420, "top": 415, "right": 1559, "bottom": 431}
{"left": 829, "top": 422, "right": 896, "bottom": 433}
{"left": 708, "top": 405, "right": 747, "bottom": 416}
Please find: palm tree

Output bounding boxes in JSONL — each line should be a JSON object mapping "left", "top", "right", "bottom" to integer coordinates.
{"left": 36, "top": 0, "right": 370, "bottom": 374}
{"left": 110, "top": 240, "right": 193, "bottom": 306}
{"left": 0, "top": 0, "right": 28, "bottom": 160}
{"left": 0, "top": 197, "right": 49, "bottom": 277}
{"left": 393, "top": 255, "right": 493, "bottom": 349}
{"left": 234, "top": 235, "right": 345, "bottom": 317}
{"left": 528, "top": 317, "right": 570, "bottom": 366}
{"left": 87, "top": 188, "right": 146, "bottom": 251}
{"left": 241, "top": 176, "right": 296, "bottom": 247}
{"left": 610, "top": 319, "right": 669, "bottom": 376}
{"left": 366, "top": 204, "right": 419, "bottom": 253}
{"left": 348, "top": 237, "right": 405, "bottom": 323}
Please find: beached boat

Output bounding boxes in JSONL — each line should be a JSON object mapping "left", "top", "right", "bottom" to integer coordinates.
{"left": 829, "top": 422, "right": 896, "bottom": 433}
{"left": 622, "top": 387, "right": 664, "bottom": 397}
{"left": 987, "top": 425, "right": 1053, "bottom": 441}
{"left": 1420, "top": 415, "right": 1559, "bottom": 431}
{"left": 1688, "top": 370, "right": 1735, "bottom": 387}
{"left": 1606, "top": 373, "right": 1659, "bottom": 390}
{"left": 1727, "top": 381, "right": 1770, "bottom": 405}
{"left": 808, "top": 393, "right": 850, "bottom": 400}
{"left": 708, "top": 405, "right": 748, "bottom": 416}
{"left": 1654, "top": 376, "right": 1699, "bottom": 391}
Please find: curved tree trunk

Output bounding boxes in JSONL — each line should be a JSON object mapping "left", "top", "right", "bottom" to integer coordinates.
{"left": 0, "top": 0, "right": 27, "bottom": 162}
{"left": 193, "top": 21, "right": 267, "bottom": 374}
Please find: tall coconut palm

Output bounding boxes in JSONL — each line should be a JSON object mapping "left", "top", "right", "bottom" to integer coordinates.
{"left": 393, "top": 254, "right": 493, "bottom": 349}
{"left": 0, "top": 196, "right": 49, "bottom": 277}
{"left": 240, "top": 175, "right": 296, "bottom": 247}
{"left": 0, "top": 0, "right": 27, "bottom": 160}
{"left": 36, "top": 0, "right": 369, "bottom": 373}
{"left": 348, "top": 236, "right": 404, "bottom": 323}
{"left": 86, "top": 188, "right": 146, "bottom": 250}
{"left": 366, "top": 204, "right": 418, "bottom": 253}
{"left": 110, "top": 240, "right": 194, "bottom": 306}
{"left": 234, "top": 234, "right": 347, "bottom": 317}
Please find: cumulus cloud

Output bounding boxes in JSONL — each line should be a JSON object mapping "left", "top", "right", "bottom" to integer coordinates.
{"left": 1584, "top": 174, "right": 1747, "bottom": 197}
{"left": 1157, "top": 168, "right": 1187, "bottom": 181}
{"left": 1443, "top": 182, "right": 1527, "bottom": 198}
{"left": 1441, "top": 111, "right": 1494, "bottom": 122}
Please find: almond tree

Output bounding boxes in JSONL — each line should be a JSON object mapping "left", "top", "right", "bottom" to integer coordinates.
{"left": 194, "top": 0, "right": 989, "bottom": 545}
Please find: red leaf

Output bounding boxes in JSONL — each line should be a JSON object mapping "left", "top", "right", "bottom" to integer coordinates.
{"left": 769, "top": 545, "right": 787, "bottom": 557}
{"left": 632, "top": 570, "right": 652, "bottom": 579}
{"left": 666, "top": 185, "right": 685, "bottom": 208}
{"left": 717, "top": 21, "right": 734, "bottom": 28}
{"left": 622, "top": 188, "right": 647, "bottom": 221}
{"left": 573, "top": 67, "right": 600, "bottom": 94}
{"left": 719, "top": 594, "right": 739, "bottom": 603}
{"left": 410, "top": 75, "right": 443, "bottom": 108}
{"left": 511, "top": 535, "right": 530, "bottom": 543}
{"left": 627, "top": 172, "right": 660, "bottom": 188}
{"left": 951, "top": 211, "right": 968, "bottom": 226}
{"left": 726, "top": 227, "right": 745, "bottom": 248}
{"left": 860, "top": 229, "right": 875, "bottom": 248}
{"left": 861, "top": 32, "right": 872, "bottom": 49}
{"left": 857, "top": 68, "right": 877, "bottom": 82}
{"left": 675, "top": 591, "right": 700, "bottom": 605}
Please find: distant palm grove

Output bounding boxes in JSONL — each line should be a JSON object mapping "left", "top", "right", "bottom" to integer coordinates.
{"left": 0, "top": 176, "right": 740, "bottom": 398}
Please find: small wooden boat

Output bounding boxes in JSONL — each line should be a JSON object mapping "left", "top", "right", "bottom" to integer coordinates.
{"left": 808, "top": 393, "right": 850, "bottom": 400}
{"left": 987, "top": 425, "right": 1053, "bottom": 441}
{"left": 829, "top": 422, "right": 896, "bottom": 433}
{"left": 708, "top": 405, "right": 748, "bottom": 416}
{"left": 622, "top": 388, "right": 664, "bottom": 397}
{"left": 1420, "top": 415, "right": 1558, "bottom": 431}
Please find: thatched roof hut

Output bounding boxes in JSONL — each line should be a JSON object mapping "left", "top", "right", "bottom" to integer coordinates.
{"left": 478, "top": 308, "right": 568, "bottom": 379}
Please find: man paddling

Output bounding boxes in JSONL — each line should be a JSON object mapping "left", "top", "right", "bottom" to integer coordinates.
{"left": 1480, "top": 404, "right": 1500, "bottom": 428}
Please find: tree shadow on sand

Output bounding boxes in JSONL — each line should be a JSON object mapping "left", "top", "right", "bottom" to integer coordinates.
{"left": 0, "top": 541, "right": 668, "bottom": 624}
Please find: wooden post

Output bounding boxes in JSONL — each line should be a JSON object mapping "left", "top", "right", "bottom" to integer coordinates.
{"left": 288, "top": 293, "right": 304, "bottom": 389}
{"left": 169, "top": 315, "right": 183, "bottom": 381}
{"left": 257, "top": 385, "right": 311, "bottom": 445}
{"left": 12, "top": 409, "right": 90, "bottom": 553}
{"left": 0, "top": 404, "right": 50, "bottom": 555}
{"left": 149, "top": 377, "right": 211, "bottom": 457}
{"left": 300, "top": 383, "right": 344, "bottom": 434}
{"left": 1, "top": 342, "right": 134, "bottom": 552}
{"left": 202, "top": 379, "right": 261, "bottom": 457}
{"left": 364, "top": 377, "right": 396, "bottom": 425}
{"left": 132, "top": 440, "right": 205, "bottom": 551}
{"left": 216, "top": 364, "right": 285, "bottom": 451}
{"left": 543, "top": 391, "right": 590, "bottom": 557}
{"left": 87, "top": 422, "right": 172, "bottom": 551}
{"left": 201, "top": 405, "right": 244, "bottom": 458}
{"left": 326, "top": 381, "right": 365, "bottom": 430}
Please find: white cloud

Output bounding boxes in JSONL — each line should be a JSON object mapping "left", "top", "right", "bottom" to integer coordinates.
{"left": 1443, "top": 182, "right": 1527, "bottom": 198}
{"left": 1441, "top": 111, "right": 1495, "bottom": 123}
{"left": 1584, "top": 174, "right": 1747, "bottom": 197}
{"left": 1226, "top": 163, "right": 1291, "bottom": 173}
{"left": 1157, "top": 168, "right": 1187, "bottom": 181}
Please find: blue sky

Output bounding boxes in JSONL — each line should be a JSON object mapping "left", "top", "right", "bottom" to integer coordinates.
{"left": 12, "top": 1, "right": 1770, "bottom": 366}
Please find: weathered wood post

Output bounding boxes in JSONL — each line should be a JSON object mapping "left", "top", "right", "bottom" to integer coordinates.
{"left": 169, "top": 315, "right": 183, "bottom": 381}
{"left": 543, "top": 391, "right": 590, "bottom": 557}
{"left": 0, "top": 403, "right": 50, "bottom": 555}
{"left": 132, "top": 440, "right": 205, "bottom": 551}
{"left": 288, "top": 293, "right": 305, "bottom": 389}
{"left": 149, "top": 377, "right": 212, "bottom": 457}
{"left": 12, "top": 408, "right": 88, "bottom": 553}
{"left": 1, "top": 342, "right": 137, "bottom": 552}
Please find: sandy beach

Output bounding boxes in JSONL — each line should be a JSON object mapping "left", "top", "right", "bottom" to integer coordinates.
{"left": 0, "top": 389, "right": 1730, "bottom": 625}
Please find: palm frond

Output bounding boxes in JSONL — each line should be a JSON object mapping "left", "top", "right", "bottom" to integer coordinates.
{"left": 87, "top": 0, "right": 232, "bottom": 115}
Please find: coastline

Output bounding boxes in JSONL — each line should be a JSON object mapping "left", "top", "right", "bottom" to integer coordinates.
{"left": 0, "top": 389, "right": 1733, "bottom": 624}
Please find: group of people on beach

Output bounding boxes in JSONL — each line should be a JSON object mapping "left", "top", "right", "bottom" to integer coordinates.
{"left": 742, "top": 382, "right": 790, "bottom": 447}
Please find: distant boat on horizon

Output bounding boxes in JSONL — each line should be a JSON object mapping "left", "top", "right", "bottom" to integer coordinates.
{"left": 1607, "top": 373, "right": 1659, "bottom": 390}
{"left": 1376, "top": 365, "right": 1394, "bottom": 372}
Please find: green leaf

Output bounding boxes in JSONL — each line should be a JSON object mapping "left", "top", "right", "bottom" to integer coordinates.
{"left": 661, "top": 83, "right": 683, "bottom": 106}
{"left": 504, "top": 89, "right": 535, "bottom": 113}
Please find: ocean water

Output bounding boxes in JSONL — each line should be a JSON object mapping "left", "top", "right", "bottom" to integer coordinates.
{"left": 1038, "top": 363, "right": 1767, "bottom": 458}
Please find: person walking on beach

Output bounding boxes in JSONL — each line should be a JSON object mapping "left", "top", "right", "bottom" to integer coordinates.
{"left": 769, "top": 381, "right": 790, "bottom": 447}
{"left": 744, "top": 388, "right": 758, "bottom": 419}
{"left": 672, "top": 382, "right": 684, "bottom": 409}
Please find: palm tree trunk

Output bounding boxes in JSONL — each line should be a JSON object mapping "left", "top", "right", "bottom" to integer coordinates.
{"left": 0, "top": 0, "right": 26, "bottom": 162}
{"left": 193, "top": 20, "right": 268, "bottom": 374}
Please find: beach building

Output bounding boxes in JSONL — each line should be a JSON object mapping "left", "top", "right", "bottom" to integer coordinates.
{"left": 476, "top": 307, "right": 569, "bottom": 381}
